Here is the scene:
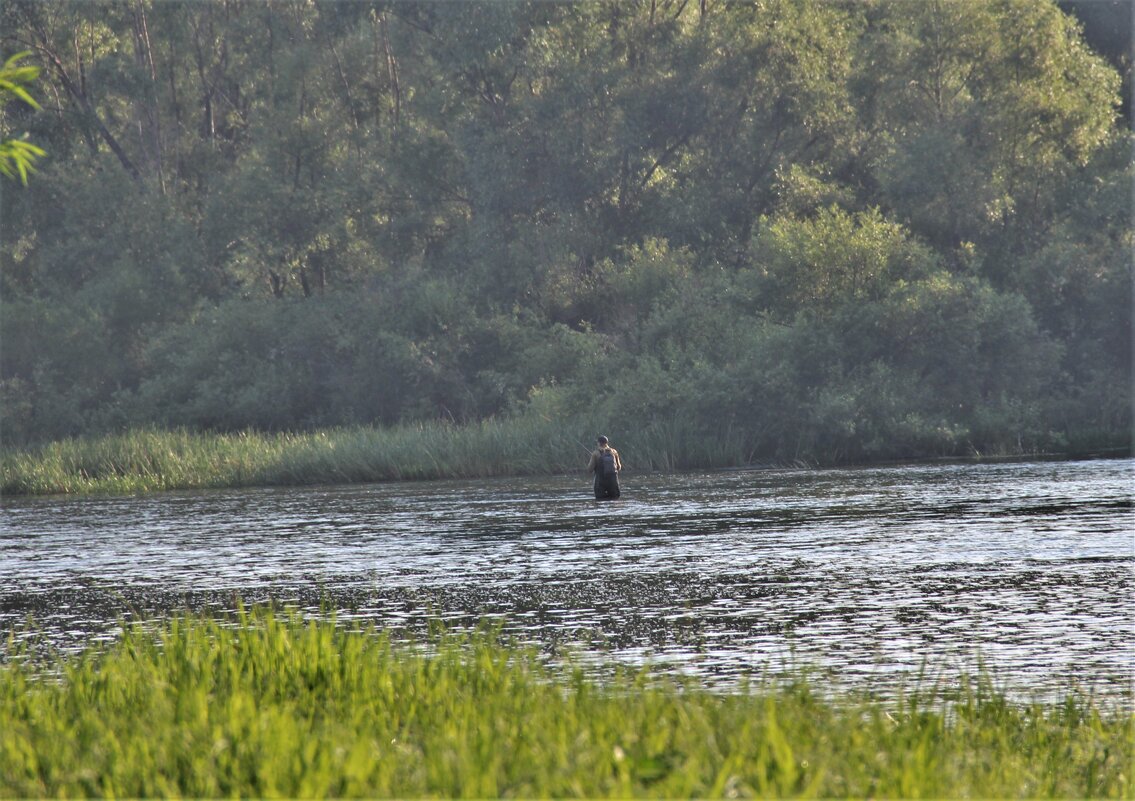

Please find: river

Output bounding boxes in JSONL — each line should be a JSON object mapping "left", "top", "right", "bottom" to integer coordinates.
{"left": 2, "top": 458, "right": 1131, "bottom": 701}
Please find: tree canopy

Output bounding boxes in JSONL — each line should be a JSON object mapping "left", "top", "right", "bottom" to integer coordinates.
{"left": 1, "top": 0, "right": 1129, "bottom": 463}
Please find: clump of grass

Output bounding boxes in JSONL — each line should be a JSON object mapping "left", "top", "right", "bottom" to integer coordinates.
{"left": 0, "top": 428, "right": 269, "bottom": 495}
{"left": 630, "top": 415, "right": 758, "bottom": 472}
{"left": 1, "top": 608, "right": 1130, "bottom": 798}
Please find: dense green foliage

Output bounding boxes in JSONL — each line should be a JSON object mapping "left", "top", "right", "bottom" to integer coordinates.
{"left": 1, "top": 608, "right": 1130, "bottom": 798}
{"left": 1, "top": 0, "right": 1130, "bottom": 464}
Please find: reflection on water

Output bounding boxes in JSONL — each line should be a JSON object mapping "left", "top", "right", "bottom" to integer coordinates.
{"left": 2, "top": 458, "right": 1132, "bottom": 700}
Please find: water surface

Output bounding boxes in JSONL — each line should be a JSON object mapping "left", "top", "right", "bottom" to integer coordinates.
{"left": 2, "top": 458, "right": 1131, "bottom": 700}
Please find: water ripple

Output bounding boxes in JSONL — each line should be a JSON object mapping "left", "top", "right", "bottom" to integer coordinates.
{"left": 2, "top": 458, "right": 1132, "bottom": 701}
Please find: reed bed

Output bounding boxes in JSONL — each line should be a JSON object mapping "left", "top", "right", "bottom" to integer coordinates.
{"left": 0, "top": 420, "right": 605, "bottom": 496}
{"left": 0, "top": 420, "right": 1090, "bottom": 497}
{"left": 0, "top": 418, "right": 759, "bottom": 496}
{"left": 1, "top": 608, "right": 1130, "bottom": 799}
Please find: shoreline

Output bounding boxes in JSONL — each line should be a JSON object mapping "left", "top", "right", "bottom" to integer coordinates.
{"left": 3, "top": 424, "right": 1130, "bottom": 498}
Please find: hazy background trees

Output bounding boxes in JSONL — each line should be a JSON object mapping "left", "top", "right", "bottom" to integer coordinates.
{"left": 1, "top": 0, "right": 1129, "bottom": 463}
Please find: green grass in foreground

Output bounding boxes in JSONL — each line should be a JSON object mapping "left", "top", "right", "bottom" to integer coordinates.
{"left": 0, "top": 419, "right": 756, "bottom": 496}
{"left": 1, "top": 609, "right": 1130, "bottom": 798}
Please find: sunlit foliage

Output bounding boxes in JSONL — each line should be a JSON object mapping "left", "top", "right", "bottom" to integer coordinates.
{"left": 0, "top": 0, "right": 1128, "bottom": 462}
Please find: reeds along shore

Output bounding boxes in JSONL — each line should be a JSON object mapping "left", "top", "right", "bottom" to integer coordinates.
{"left": 0, "top": 422, "right": 571, "bottom": 496}
{"left": 2, "top": 421, "right": 1124, "bottom": 497}
{"left": 0, "top": 608, "right": 1129, "bottom": 799}
{"left": 0, "top": 420, "right": 759, "bottom": 496}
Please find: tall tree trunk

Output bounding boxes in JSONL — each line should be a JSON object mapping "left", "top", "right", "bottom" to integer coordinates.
{"left": 167, "top": 37, "right": 184, "bottom": 187}
{"left": 20, "top": 3, "right": 142, "bottom": 181}
{"left": 49, "top": 48, "right": 142, "bottom": 181}
{"left": 378, "top": 10, "right": 401, "bottom": 141}
{"left": 132, "top": 0, "right": 166, "bottom": 193}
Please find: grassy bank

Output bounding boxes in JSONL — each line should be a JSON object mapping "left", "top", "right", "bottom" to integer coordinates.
{"left": 1, "top": 608, "right": 1129, "bottom": 798}
{"left": 0, "top": 419, "right": 765, "bottom": 496}
{"left": 0, "top": 421, "right": 590, "bottom": 496}
{"left": 2, "top": 421, "right": 1123, "bottom": 497}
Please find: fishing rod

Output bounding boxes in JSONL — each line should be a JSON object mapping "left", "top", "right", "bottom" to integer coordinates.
{"left": 577, "top": 439, "right": 601, "bottom": 479}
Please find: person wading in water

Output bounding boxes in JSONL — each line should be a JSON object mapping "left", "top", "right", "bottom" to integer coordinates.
{"left": 587, "top": 435, "right": 622, "bottom": 500}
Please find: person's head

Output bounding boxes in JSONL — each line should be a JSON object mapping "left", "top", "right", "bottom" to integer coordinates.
{"left": 597, "top": 435, "right": 609, "bottom": 446}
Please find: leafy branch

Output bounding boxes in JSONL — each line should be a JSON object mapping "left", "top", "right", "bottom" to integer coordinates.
{"left": 0, "top": 50, "right": 46, "bottom": 184}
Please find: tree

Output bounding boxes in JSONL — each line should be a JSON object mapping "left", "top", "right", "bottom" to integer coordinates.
{"left": 854, "top": 0, "right": 1120, "bottom": 264}
{"left": 0, "top": 0, "right": 1127, "bottom": 457}
{"left": 747, "top": 206, "right": 937, "bottom": 320}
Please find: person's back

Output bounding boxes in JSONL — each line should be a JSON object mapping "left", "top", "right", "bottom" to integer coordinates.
{"left": 588, "top": 435, "right": 622, "bottom": 500}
